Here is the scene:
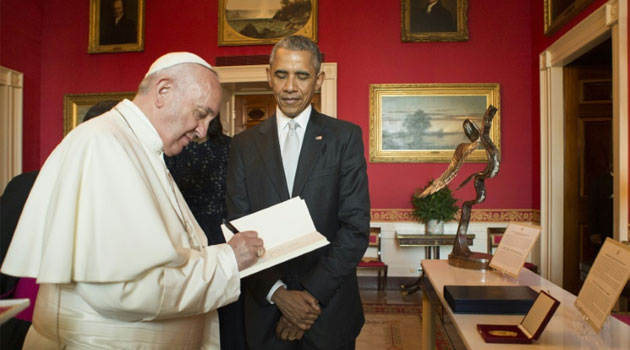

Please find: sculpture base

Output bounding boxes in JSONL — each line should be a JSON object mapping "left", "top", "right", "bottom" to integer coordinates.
{"left": 448, "top": 252, "right": 493, "bottom": 270}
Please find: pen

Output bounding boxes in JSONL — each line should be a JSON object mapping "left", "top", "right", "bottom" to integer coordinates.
{"left": 223, "top": 218, "right": 240, "bottom": 234}
{"left": 223, "top": 218, "right": 265, "bottom": 257}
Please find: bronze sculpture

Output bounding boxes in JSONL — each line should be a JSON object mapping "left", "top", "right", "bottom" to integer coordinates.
{"left": 416, "top": 105, "right": 500, "bottom": 269}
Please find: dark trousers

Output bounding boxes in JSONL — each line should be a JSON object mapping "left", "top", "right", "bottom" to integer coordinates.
{"left": 219, "top": 294, "right": 248, "bottom": 350}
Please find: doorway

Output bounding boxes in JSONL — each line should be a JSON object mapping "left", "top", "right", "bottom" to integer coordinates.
{"left": 539, "top": 0, "right": 628, "bottom": 286}
{"left": 232, "top": 93, "right": 321, "bottom": 135}
{"left": 563, "top": 39, "right": 613, "bottom": 294}
{"left": 214, "top": 63, "right": 337, "bottom": 136}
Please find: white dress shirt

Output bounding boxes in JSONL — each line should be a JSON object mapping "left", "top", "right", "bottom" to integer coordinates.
{"left": 266, "top": 105, "right": 312, "bottom": 303}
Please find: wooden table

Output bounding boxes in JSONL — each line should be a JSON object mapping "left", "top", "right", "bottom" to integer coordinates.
{"left": 396, "top": 233, "right": 475, "bottom": 294}
{"left": 397, "top": 233, "right": 476, "bottom": 259}
{"left": 421, "top": 259, "right": 630, "bottom": 350}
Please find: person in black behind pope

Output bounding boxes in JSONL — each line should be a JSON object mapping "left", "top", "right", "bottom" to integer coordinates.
{"left": 226, "top": 35, "right": 370, "bottom": 350}
{"left": 165, "top": 116, "right": 247, "bottom": 350}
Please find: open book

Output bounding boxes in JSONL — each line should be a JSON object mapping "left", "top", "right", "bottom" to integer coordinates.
{"left": 221, "top": 197, "right": 329, "bottom": 278}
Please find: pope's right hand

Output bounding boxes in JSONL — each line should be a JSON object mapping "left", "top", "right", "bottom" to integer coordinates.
{"left": 227, "top": 231, "right": 264, "bottom": 271}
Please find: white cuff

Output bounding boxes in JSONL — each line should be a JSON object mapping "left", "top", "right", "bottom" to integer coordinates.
{"left": 266, "top": 280, "right": 287, "bottom": 304}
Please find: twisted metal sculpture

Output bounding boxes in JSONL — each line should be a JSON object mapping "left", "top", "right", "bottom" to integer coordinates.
{"left": 449, "top": 106, "right": 499, "bottom": 266}
{"left": 417, "top": 105, "right": 500, "bottom": 269}
{"left": 417, "top": 119, "right": 481, "bottom": 198}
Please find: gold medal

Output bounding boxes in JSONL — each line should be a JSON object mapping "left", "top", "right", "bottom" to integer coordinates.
{"left": 489, "top": 330, "right": 519, "bottom": 337}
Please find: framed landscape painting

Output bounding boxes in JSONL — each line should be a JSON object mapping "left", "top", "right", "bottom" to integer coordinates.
{"left": 63, "top": 92, "right": 135, "bottom": 135}
{"left": 218, "top": 0, "right": 317, "bottom": 46}
{"left": 369, "top": 83, "right": 501, "bottom": 163}
{"left": 88, "top": 0, "right": 145, "bottom": 53}
{"left": 401, "top": 0, "right": 468, "bottom": 42}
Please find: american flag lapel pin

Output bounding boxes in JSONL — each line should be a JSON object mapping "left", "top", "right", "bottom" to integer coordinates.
{"left": 315, "top": 136, "right": 323, "bottom": 140}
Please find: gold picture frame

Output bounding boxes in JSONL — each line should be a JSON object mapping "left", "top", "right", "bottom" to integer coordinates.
{"left": 63, "top": 92, "right": 135, "bottom": 135}
{"left": 401, "top": 0, "right": 468, "bottom": 42}
{"left": 218, "top": 0, "right": 318, "bottom": 46}
{"left": 369, "top": 83, "right": 500, "bottom": 163}
{"left": 88, "top": 0, "right": 144, "bottom": 54}
{"left": 544, "top": 0, "right": 595, "bottom": 36}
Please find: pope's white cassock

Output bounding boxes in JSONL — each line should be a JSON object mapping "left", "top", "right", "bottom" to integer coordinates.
{"left": 1, "top": 99, "right": 240, "bottom": 349}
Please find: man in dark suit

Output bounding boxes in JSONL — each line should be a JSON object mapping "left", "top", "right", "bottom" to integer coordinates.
{"left": 226, "top": 35, "right": 370, "bottom": 350}
{"left": 411, "top": 0, "right": 456, "bottom": 33}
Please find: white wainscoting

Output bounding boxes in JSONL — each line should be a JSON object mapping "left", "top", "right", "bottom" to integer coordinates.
{"left": 358, "top": 221, "right": 537, "bottom": 277}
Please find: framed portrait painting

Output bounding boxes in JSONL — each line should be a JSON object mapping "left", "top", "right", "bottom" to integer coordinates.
{"left": 88, "top": 0, "right": 144, "bottom": 53}
{"left": 544, "top": 0, "right": 595, "bottom": 35}
{"left": 218, "top": 0, "right": 318, "bottom": 46}
{"left": 63, "top": 92, "right": 135, "bottom": 135}
{"left": 369, "top": 83, "right": 500, "bottom": 163}
{"left": 401, "top": 0, "right": 468, "bottom": 42}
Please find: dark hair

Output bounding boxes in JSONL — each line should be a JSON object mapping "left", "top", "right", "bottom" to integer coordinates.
{"left": 270, "top": 35, "right": 322, "bottom": 73}
{"left": 207, "top": 115, "right": 228, "bottom": 143}
{"left": 83, "top": 100, "right": 119, "bottom": 122}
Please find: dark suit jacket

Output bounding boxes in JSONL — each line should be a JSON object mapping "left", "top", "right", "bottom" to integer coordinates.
{"left": 0, "top": 171, "right": 38, "bottom": 350}
{"left": 226, "top": 109, "right": 370, "bottom": 349}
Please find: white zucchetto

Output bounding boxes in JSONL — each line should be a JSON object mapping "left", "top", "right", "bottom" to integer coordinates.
{"left": 145, "top": 52, "right": 213, "bottom": 77}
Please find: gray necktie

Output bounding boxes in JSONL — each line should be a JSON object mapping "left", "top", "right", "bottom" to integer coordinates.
{"left": 283, "top": 120, "right": 300, "bottom": 195}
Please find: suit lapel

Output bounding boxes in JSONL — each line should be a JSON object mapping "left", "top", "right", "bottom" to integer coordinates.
{"left": 254, "top": 116, "right": 291, "bottom": 199}
{"left": 292, "top": 110, "right": 326, "bottom": 196}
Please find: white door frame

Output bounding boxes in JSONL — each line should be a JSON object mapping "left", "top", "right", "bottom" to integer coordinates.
{"left": 0, "top": 66, "right": 23, "bottom": 192}
{"left": 214, "top": 63, "right": 338, "bottom": 136}
{"left": 539, "top": 0, "right": 628, "bottom": 285}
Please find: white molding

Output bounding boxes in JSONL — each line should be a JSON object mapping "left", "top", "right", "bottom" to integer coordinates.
{"left": 612, "top": 0, "right": 629, "bottom": 243}
{"left": 215, "top": 64, "right": 268, "bottom": 83}
{"left": 539, "top": 0, "right": 628, "bottom": 286}
{"left": 214, "top": 63, "right": 338, "bottom": 136}
{"left": 541, "top": 2, "right": 613, "bottom": 68}
{"left": 0, "top": 66, "right": 23, "bottom": 192}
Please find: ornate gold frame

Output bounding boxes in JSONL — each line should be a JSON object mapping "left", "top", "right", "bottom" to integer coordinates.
{"left": 218, "top": 0, "right": 317, "bottom": 46}
{"left": 401, "top": 0, "right": 468, "bottom": 42}
{"left": 88, "top": 0, "right": 145, "bottom": 54}
{"left": 63, "top": 92, "right": 135, "bottom": 135}
{"left": 544, "top": 0, "right": 595, "bottom": 36}
{"left": 369, "top": 83, "right": 501, "bottom": 163}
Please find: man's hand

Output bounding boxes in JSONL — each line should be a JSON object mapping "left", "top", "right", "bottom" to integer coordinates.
{"left": 276, "top": 315, "right": 305, "bottom": 341}
{"left": 227, "top": 231, "right": 264, "bottom": 271}
{"left": 271, "top": 287, "right": 321, "bottom": 330}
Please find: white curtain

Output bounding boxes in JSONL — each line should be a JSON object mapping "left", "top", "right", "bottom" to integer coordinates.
{"left": 0, "top": 66, "right": 23, "bottom": 192}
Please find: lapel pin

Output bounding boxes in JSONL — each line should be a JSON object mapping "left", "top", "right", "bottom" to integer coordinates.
{"left": 315, "top": 136, "right": 323, "bottom": 140}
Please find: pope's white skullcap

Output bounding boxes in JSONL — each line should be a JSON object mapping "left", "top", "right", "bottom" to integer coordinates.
{"left": 145, "top": 52, "right": 213, "bottom": 77}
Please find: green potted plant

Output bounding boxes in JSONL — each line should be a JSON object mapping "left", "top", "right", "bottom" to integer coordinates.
{"left": 411, "top": 179, "right": 459, "bottom": 234}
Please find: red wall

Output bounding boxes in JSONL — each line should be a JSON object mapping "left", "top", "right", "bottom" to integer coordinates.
{"left": 6, "top": 0, "right": 538, "bottom": 210}
{"left": 0, "top": 0, "right": 42, "bottom": 173}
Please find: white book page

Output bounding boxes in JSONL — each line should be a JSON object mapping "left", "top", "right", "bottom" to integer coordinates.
{"left": 221, "top": 197, "right": 329, "bottom": 278}
{"left": 575, "top": 238, "right": 630, "bottom": 332}
{"left": 489, "top": 222, "right": 541, "bottom": 278}
{"left": 0, "top": 299, "right": 30, "bottom": 325}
